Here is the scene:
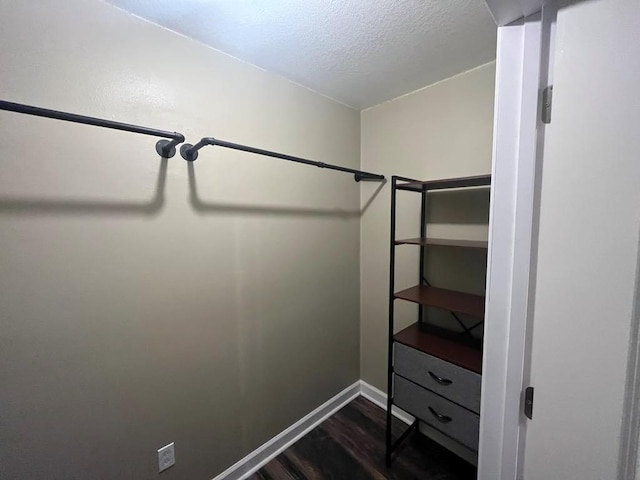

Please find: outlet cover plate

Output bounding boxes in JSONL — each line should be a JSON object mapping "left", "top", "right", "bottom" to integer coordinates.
{"left": 157, "top": 442, "right": 175, "bottom": 473}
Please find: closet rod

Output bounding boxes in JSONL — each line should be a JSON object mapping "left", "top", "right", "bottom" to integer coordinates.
{"left": 0, "top": 99, "right": 185, "bottom": 158}
{"left": 180, "top": 137, "right": 385, "bottom": 182}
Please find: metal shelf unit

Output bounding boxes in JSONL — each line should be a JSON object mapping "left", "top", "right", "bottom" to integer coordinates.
{"left": 386, "top": 174, "right": 490, "bottom": 466}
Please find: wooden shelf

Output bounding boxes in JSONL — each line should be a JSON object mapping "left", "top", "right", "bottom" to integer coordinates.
{"left": 394, "top": 285, "right": 485, "bottom": 318}
{"left": 396, "top": 174, "right": 491, "bottom": 192}
{"left": 394, "top": 323, "right": 483, "bottom": 374}
{"left": 395, "top": 237, "right": 488, "bottom": 249}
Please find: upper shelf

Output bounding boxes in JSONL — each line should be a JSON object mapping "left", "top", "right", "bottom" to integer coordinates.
{"left": 394, "top": 285, "right": 485, "bottom": 318}
{"left": 395, "top": 237, "right": 488, "bottom": 249}
{"left": 396, "top": 174, "right": 491, "bottom": 192}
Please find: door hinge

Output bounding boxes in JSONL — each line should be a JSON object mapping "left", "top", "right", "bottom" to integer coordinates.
{"left": 524, "top": 386, "right": 534, "bottom": 419}
{"left": 541, "top": 86, "right": 553, "bottom": 124}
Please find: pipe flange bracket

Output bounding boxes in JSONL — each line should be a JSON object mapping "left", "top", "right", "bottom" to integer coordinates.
{"left": 180, "top": 144, "right": 198, "bottom": 161}
{"left": 155, "top": 139, "right": 177, "bottom": 159}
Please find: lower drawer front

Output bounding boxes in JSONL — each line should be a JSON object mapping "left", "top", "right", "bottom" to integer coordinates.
{"left": 394, "top": 375, "right": 479, "bottom": 451}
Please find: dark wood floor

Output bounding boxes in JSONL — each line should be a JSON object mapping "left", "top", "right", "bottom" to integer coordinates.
{"left": 249, "top": 396, "right": 477, "bottom": 480}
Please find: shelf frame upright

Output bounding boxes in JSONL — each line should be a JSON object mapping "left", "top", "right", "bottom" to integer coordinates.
{"left": 385, "top": 175, "right": 424, "bottom": 466}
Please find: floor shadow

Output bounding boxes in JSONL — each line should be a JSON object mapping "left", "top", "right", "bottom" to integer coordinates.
{"left": 0, "top": 157, "right": 167, "bottom": 216}
{"left": 187, "top": 162, "right": 385, "bottom": 218}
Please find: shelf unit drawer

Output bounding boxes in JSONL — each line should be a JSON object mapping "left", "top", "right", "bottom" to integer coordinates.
{"left": 394, "top": 375, "right": 480, "bottom": 451}
{"left": 394, "top": 342, "right": 481, "bottom": 413}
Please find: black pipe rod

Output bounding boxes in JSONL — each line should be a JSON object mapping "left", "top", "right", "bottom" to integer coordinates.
{"left": 180, "top": 136, "right": 385, "bottom": 182}
{"left": 0, "top": 99, "right": 185, "bottom": 158}
{"left": 0, "top": 100, "right": 183, "bottom": 140}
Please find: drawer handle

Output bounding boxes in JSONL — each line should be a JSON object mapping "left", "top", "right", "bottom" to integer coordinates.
{"left": 428, "top": 371, "right": 453, "bottom": 386}
{"left": 428, "top": 406, "right": 453, "bottom": 424}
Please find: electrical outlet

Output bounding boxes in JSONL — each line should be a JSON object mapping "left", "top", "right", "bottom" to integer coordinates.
{"left": 157, "top": 442, "right": 175, "bottom": 473}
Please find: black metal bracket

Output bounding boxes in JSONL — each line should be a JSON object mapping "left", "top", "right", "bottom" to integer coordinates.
{"left": 180, "top": 136, "right": 385, "bottom": 182}
{"left": 180, "top": 143, "right": 199, "bottom": 162}
{"left": 0, "top": 99, "right": 185, "bottom": 158}
{"left": 155, "top": 137, "right": 185, "bottom": 159}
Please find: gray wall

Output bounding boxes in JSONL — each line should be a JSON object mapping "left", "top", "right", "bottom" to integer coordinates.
{"left": 0, "top": 1, "right": 361, "bottom": 479}
{"left": 360, "top": 63, "right": 496, "bottom": 390}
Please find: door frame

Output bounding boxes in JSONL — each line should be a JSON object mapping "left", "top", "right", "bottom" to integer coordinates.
{"left": 478, "top": 10, "right": 547, "bottom": 480}
{"left": 482, "top": 2, "right": 640, "bottom": 478}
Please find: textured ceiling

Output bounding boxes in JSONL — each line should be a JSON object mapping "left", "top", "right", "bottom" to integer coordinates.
{"left": 106, "top": 0, "right": 497, "bottom": 109}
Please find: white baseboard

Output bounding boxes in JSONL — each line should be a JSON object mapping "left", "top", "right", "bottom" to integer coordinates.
{"left": 213, "top": 379, "right": 476, "bottom": 480}
{"left": 212, "top": 381, "right": 361, "bottom": 480}
{"left": 359, "top": 380, "right": 415, "bottom": 425}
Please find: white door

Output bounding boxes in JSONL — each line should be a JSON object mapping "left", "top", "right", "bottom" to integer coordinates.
{"left": 523, "top": 0, "right": 640, "bottom": 479}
